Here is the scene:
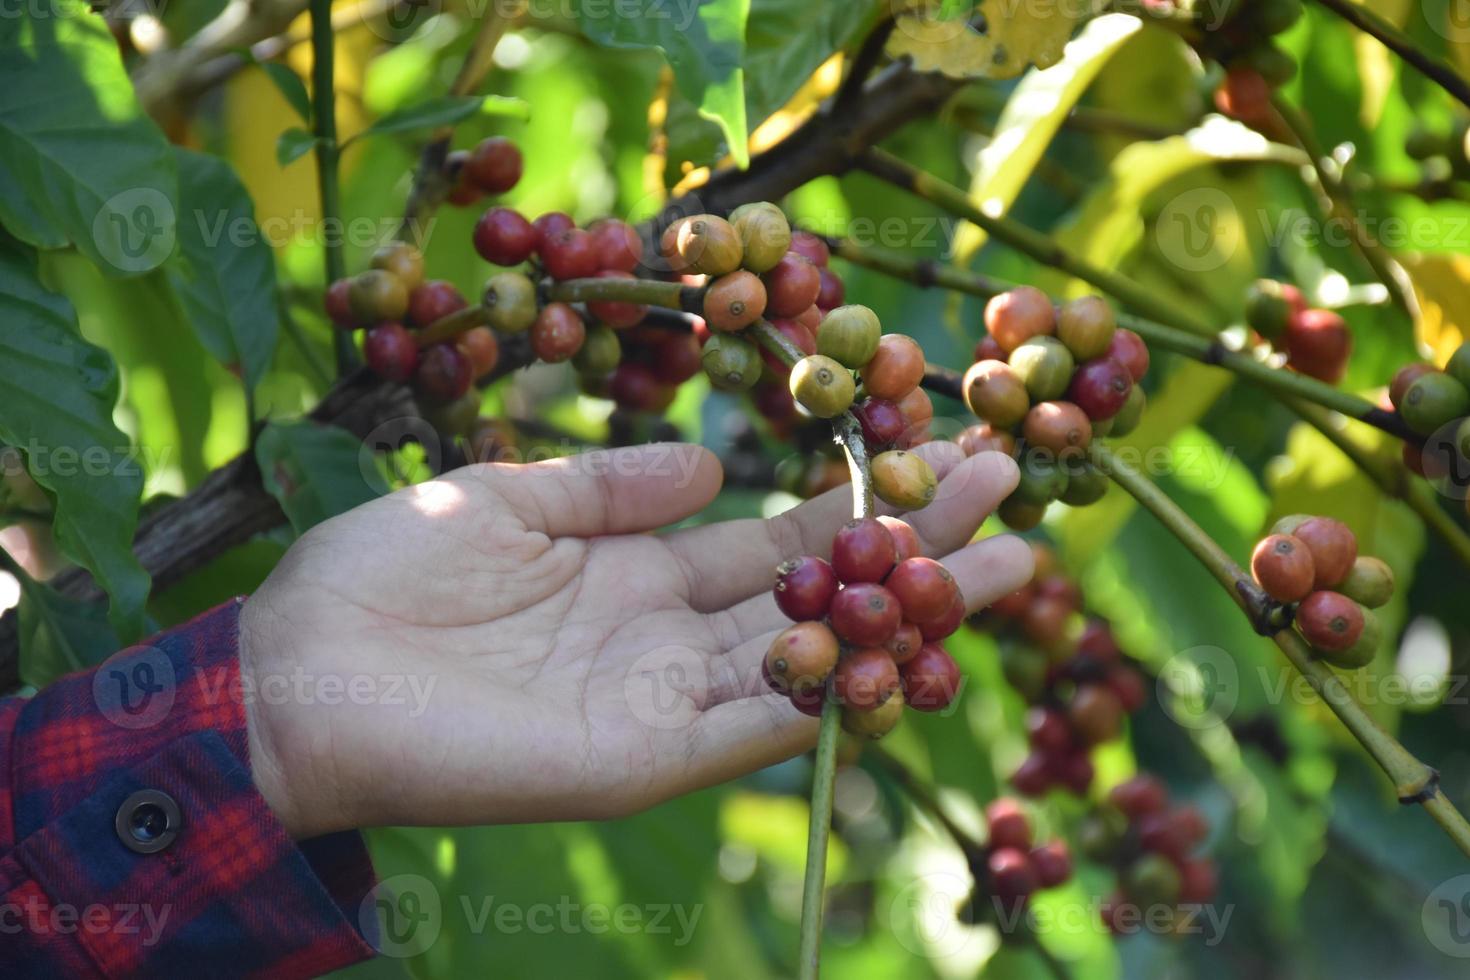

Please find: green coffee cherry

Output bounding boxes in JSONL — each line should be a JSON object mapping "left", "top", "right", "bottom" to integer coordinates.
{"left": 1001, "top": 646, "right": 1049, "bottom": 702}
{"left": 1252, "top": 0, "right": 1302, "bottom": 35}
{"left": 1056, "top": 295, "right": 1116, "bottom": 361}
{"left": 1270, "top": 513, "right": 1312, "bottom": 536}
{"left": 348, "top": 269, "right": 409, "bottom": 323}
{"left": 816, "top": 305, "right": 881, "bottom": 368}
{"left": 1109, "top": 385, "right": 1146, "bottom": 437}
{"left": 1060, "top": 460, "right": 1108, "bottom": 506}
{"left": 1338, "top": 556, "right": 1394, "bottom": 609}
{"left": 1405, "top": 125, "right": 1446, "bottom": 161}
{"left": 1014, "top": 454, "right": 1068, "bottom": 506}
{"left": 1124, "top": 854, "right": 1183, "bottom": 908}
{"left": 573, "top": 325, "right": 622, "bottom": 376}
{"left": 729, "top": 202, "right": 791, "bottom": 274}
{"left": 1243, "top": 43, "right": 1296, "bottom": 87}
{"left": 997, "top": 496, "right": 1046, "bottom": 531}
{"left": 1445, "top": 342, "right": 1470, "bottom": 392}
{"left": 790, "top": 354, "right": 855, "bottom": 418}
{"left": 1320, "top": 606, "right": 1380, "bottom": 669}
{"left": 701, "top": 334, "right": 763, "bottom": 391}
{"left": 1401, "top": 372, "right": 1470, "bottom": 435}
{"left": 483, "top": 272, "right": 539, "bottom": 334}
{"left": 1009, "top": 336, "right": 1075, "bottom": 401}
{"left": 1245, "top": 279, "right": 1294, "bottom": 341}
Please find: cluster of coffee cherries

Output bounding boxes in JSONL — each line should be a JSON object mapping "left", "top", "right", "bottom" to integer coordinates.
{"left": 958, "top": 798, "right": 1074, "bottom": 926}
{"left": 1199, "top": 0, "right": 1302, "bottom": 129}
{"left": 961, "top": 288, "right": 1148, "bottom": 531}
{"left": 1404, "top": 117, "right": 1470, "bottom": 184}
{"left": 762, "top": 516, "right": 966, "bottom": 738}
{"left": 982, "top": 546, "right": 1149, "bottom": 797}
{"left": 1081, "top": 775, "right": 1218, "bottom": 934}
{"left": 1245, "top": 279, "right": 1352, "bottom": 383}
{"left": 1250, "top": 515, "right": 1393, "bottom": 668}
{"left": 1388, "top": 341, "right": 1470, "bottom": 491}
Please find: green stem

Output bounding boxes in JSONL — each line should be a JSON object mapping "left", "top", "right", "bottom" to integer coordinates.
{"left": 1307, "top": 0, "right": 1470, "bottom": 111}
{"left": 855, "top": 150, "right": 1217, "bottom": 336}
{"left": 547, "top": 277, "right": 703, "bottom": 311}
{"left": 832, "top": 237, "right": 1417, "bottom": 442}
{"left": 308, "top": 0, "right": 355, "bottom": 376}
{"left": 1088, "top": 441, "right": 1470, "bottom": 857}
{"left": 415, "top": 304, "right": 492, "bottom": 347}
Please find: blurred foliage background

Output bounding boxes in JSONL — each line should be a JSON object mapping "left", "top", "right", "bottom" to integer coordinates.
{"left": 5, "top": 0, "right": 1470, "bottom": 976}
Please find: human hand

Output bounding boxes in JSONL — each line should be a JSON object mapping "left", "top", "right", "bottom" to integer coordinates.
{"left": 239, "top": 442, "right": 1028, "bottom": 839}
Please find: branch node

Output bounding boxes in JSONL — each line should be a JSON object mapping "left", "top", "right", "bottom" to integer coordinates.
{"left": 1399, "top": 769, "right": 1442, "bottom": 806}
{"left": 914, "top": 259, "right": 940, "bottom": 289}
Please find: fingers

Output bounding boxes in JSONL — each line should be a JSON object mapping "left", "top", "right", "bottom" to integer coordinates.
{"left": 666, "top": 446, "right": 1018, "bottom": 614}
{"left": 455, "top": 443, "right": 724, "bottom": 538}
{"left": 668, "top": 697, "right": 819, "bottom": 799}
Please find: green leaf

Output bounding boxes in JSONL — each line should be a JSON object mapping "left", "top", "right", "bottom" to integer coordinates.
{"left": 276, "top": 127, "right": 318, "bottom": 168}
{"left": 574, "top": 0, "right": 751, "bottom": 168}
{"left": 352, "top": 94, "right": 530, "bottom": 144}
{"left": 167, "top": 148, "right": 280, "bottom": 392}
{"left": 16, "top": 578, "right": 121, "bottom": 688}
{"left": 0, "top": 0, "right": 178, "bottom": 275}
{"left": 0, "top": 240, "right": 149, "bottom": 638}
{"left": 255, "top": 421, "right": 390, "bottom": 534}
{"left": 259, "top": 61, "right": 312, "bottom": 124}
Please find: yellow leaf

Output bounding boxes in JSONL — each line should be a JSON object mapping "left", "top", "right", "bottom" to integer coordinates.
{"left": 887, "top": 0, "right": 1087, "bottom": 81}
{"left": 1401, "top": 252, "right": 1470, "bottom": 364}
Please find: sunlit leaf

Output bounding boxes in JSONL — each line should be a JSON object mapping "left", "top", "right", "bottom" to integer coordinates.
{"left": 1401, "top": 251, "right": 1470, "bottom": 364}
{"left": 887, "top": 0, "right": 1086, "bottom": 80}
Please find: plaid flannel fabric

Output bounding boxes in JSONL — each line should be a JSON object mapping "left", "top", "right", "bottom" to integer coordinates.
{"left": 0, "top": 599, "right": 378, "bottom": 978}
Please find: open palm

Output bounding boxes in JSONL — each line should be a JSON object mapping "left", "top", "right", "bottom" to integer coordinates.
{"left": 240, "top": 442, "right": 1028, "bottom": 839}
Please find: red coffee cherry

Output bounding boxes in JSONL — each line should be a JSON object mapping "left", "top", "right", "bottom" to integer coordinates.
{"left": 878, "top": 516, "right": 922, "bottom": 561}
{"left": 1296, "top": 590, "right": 1365, "bottom": 651}
{"left": 1105, "top": 666, "right": 1148, "bottom": 713}
{"left": 773, "top": 555, "right": 839, "bottom": 621}
{"left": 788, "top": 230, "right": 830, "bottom": 267}
{"left": 651, "top": 334, "right": 702, "bottom": 384}
{"left": 464, "top": 136, "right": 522, "bottom": 194}
{"left": 1250, "top": 533, "right": 1316, "bottom": 602}
{"left": 1026, "top": 706, "right": 1073, "bottom": 754}
{"left": 444, "top": 149, "right": 482, "bottom": 206}
{"left": 1177, "top": 859, "right": 1219, "bottom": 903}
{"left": 831, "top": 518, "right": 898, "bottom": 584}
{"left": 829, "top": 583, "right": 903, "bottom": 646}
{"left": 816, "top": 267, "right": 844, "bottom": 310}
{"left": 833, "top": 647, "right": 900, "bottom": 711}
{"left": 861, "top": 334, "right": 926, "bottom": 401}
{"left": 1215, "top": 66, "right": 1273, "bottom": 126}
{"left": 956, "top": 423, "right": 1017, "bottom": 458}
{"left": 1034, "top": 574, "right": 1081, "bottom": 609}
{"left": 456, "top": 326, "right": 500, "bottom": 378}
{"left": 788, "top": 683, "right": 827, "bottom": 717}
{"left": 985, "top": 797, "right": 1033, "bottom": 850}
{"left": 885, "top": 557, "right": 959, "bottom": 623}
{"left": 973, "top": 335, "right": 1006, "bottom": 362}
{"left": 530, "top": 302, "right": 586, "bottom": 363}
{"left": 762, "top": 252, "right": 822, "bottom": 318}
{"left": 473, "top": 207, "right": 536, "bottom": 266}
{"left": 704, "top": 270, "right": 768, "bottom": 331}
{"left": 1067, "top": 358, "right": 1133, "bottom": 420}
{"left": 984, "top": 286, "right": 1055, "bottom": 353}
{"left": 325, "top": 277, "right": 355, "bottom": 328}
{"left": 1010, "top": 753, "right": 1053, "bottom": 797}
{"left": 1137, "top": 806, "right": 1206, "bottom": 861}
{"left": 1019, "top": 595, "right": 1072, "bottom": 649}
{"left": 1022, "top": 401, "right": 1093, "bottom": 457}
{"left": 897, "top": 387, "right": 933, "bottom": 428}
{"left": 1105, "top": 328, "right": 1150, "bottom": 382}
{"left": 1292, "top": 516, "right": 1357, "bottom": 588}
{"left": 853, "top": 398, "right": 906, "bottom": 446}
{"left": 605, "top": 363, "right": 669, "bottom": 412}
{"left": 587, "top": 218, "right": 643, "bottom": 272}
{"left": 408, "top": 280, "right": 467, "bottom": 327}
{"left": 1109, "top": 774, "right": 1168, "bottom": 818}
{"left": 1029, "top": 840, "right": 1073, "bottom": 888}
{"left": 416, "top": 343, "right": 472, "bottom": 401}
{"left": 1285, "top": 308, "right": 1351, "bottom": 382}
{"left": 917, "top": 593, "right": 966, "bottom": 641}
{"left": 986, "top": 848, "right": 1039, "bottom": 906}
{"left": 363, "top": 323, "right": 418, "bottom": 381}
{"left": 899, "top": 642, "right": 961, "bottom": 711}
{"left": 1389, "top": 363, "right": 1436, "bottom": 410}
{"left": 1056, "top": 750, "right": 1095, "bottom": 795}
{"left": 1068, "top": 683, "right": 1124, "bottom": 746}
{"left": 765, "top": 621, "right": 840, "bottom": 694}
{"left": 1076, "top": 619, "right": 1121, "bottom": 661}
{"left": 587, "top": 269, "right": 649, "bottom": 329}
{"left": 532, "top": 212, "right": 576, "bottom": 254}
{"left": 885, "top": 622, "right": 923, "bottom": 666}
{"left": 541, "top": 228, "right": 600, "bottom": 280}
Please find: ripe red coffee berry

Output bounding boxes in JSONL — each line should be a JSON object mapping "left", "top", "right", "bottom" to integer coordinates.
{"left": 1137, "top": 807, "right": 1205, "bottom": 861}
{"left": 530, "top": 303, "right": 586, "bottom": 363}
{"left": 985, "top": 286, "right": 1055, "bottom": 353}
{"left": 1297, "top": 590, "right": 1365, "bottom": 651}
{"left": 829, "top": 583, "right": 903, "bottom": 646}
{"left": 1010, "top": 753, "right": 1053, "bottom": 797}
{"left": 464, "top": 136, "right": 522, "bottom": 194}
{"left": 1019, "top": 596, "right": 1072, "bottom": 650}
{"left": 1067, "top": 358, "right": 1133, "bottom": 420}
{"left": 1389, "top": 363, "right": 1436, "bottom": 410}
{"left": 1285, "top": 308, "right": 1351, "bottom": 383}
{"left": 445, "top": 150, "right": 482, "bottom": 206}
{"left": 1076, "top": 619, "right": 1121, "bottom": 661}
{"left": 1022, "top": 401, "right": 1093, "bottom": 457}
{"left": 1108, "top": 774, "right": 1168, "bottom": 818}
{"left": 918, "top": 593, "right": 966, "bottom": 641}
{"left": 1029, "top": 841, "right": 1072, "bottom": 888}
{"left": 651, "top": 334, "right": 702, "bottom": 384}
{"left": 363, "top": 323, "right": 418, "bottom": 381}
{"left": 1105, "top": 328, "right": 1150, "bottom": 382}
{"left": 586, "top": 270, "right": 649, "bottom": 329}
{"left": 788, "top": 229, "right": 830, "bottom": 267}
{"left": 456, "top": 326, "right": 500, "bottom": 378}
{"left": 532, "top": 212, "right": 576, "bottom": 254}
{"left": 833, "top": 647, "right": 900, "bottom": 711}
{"left": 831, "top": 518, "right": 898, "bottom": 584}
{"left": 853, "top": 398, "right": 907, "bottom": 446}
{"left": 816, "top": 267, "right": 844, "bottom": 310}
{"left": 1106, "top": 667, "right": 1148, "bottom": 713}
{"left": 1177, "top": 859, "right": 1218, "bottom": 904}
{"left": 1026, "top": 707, "right": 1073, "bottom": 755}
{"left": 1215, "top": 66, "right": 1273, "bottom": 126}
{"left": 1292, "top": 516, "right": 1357, "bottom": 588}
{"left": 408, "top": 280, "right": 467, "bottom": 327}
{"left": 886, "top": 557, "right": 960, "bottom": 623}
{"left": 1250, "top": 533, "right": 1316, "bottom": 602}
{"left": 587, "top": 218, "right": 643, "bottom": 272}
{"left": 773, "top": 555, "right": 839, "bottom": 621}
{"left": 987, "top": 848, "right": 1039, "bottom": 906}
{"left": 763, "top": 252, "right": 822, "bottom": 318}
{"left": 974, "top": 335, "right": 1006, "bottom": 362}
{"left": 416, "top": 343, "right": 472, "bottom": 401}
{"left": 879, "top": 517, "right": 922, "bottom": 561}
{"left": 986, "top": 798, "right": 1033, "bottom": 850}
{"left": 788, "top": 683, "right": 826, "bottom": 718}
{"left": 1068, "top": 683, "right": 1124, "bottom": 746}
{"left": 325, "top": 278, "right": 355, "bottom": 328}
{"left": 1056, "top": 751, "right": 1095, "bottom": 795}
{"left": 473, "top": 207, "right": 536, "bottom": 266}
{"left": 899, "top": 643, "right": 961, "bottom": 711}
{"left": 609, "top": 362, "right": 674, "bottom": 413}
{"left": 765, "top": 621, "right": 840, "bottom": 693}
{"left": 885, "top": 622, "right": 923, "bottom": 666}
{"left": 861, "top": 334, "right": 926, "bottom": 401}
{"left": 541, "top": 228, "right": 599, "bottom": 280}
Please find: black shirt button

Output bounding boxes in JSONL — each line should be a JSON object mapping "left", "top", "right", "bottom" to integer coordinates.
{"left": 115, "top": 789, "right": 182, "bottom": 854}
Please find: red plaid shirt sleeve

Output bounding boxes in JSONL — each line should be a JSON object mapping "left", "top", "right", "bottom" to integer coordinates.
{"left": 0, "top": 598, "right": 379, "bottom": 978}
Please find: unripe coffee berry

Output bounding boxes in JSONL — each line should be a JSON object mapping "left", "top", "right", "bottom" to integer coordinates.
{"left": 541, "top": 228, "right": 599, "bottom": 280}
{"left": 676, "top": 215, "right": 743, "bottom": 276}
{"left": 861, "top": 334, "right": 926, "bottom": 401}
{"left": 886, "top": 557, "right": 959, "bottom": 622}
{"left": 1297, "top": 590, "right": 1364, "bottom": 652}
{"left": 1022, "top": 401, "right": 1093, "bottom": 457}
{"left": 1059, "top": 460, "right": 1108, "bottom": 506}
{"left": 482, "top": 271, "right": 538, "bottom": 334}
{"left": 997, "top": 497, "right": 1046, "bottom": 532}
{"left": 408, "top": 280, "right": 467, "bottom": 327}
{"left": 587, "top": 218, "right": 643, "bottom": 273}
{"left": 871, "top": 450, "right": 938, "bottom": 511}
{"left": 1338, "top": 556, "right": 1394, "bottom": 609}
{"left": 530, "top": 302, "right": 586, "bottom": 363}
{"left": 370, "top": 241, "right": 425, "bottom": 292}
{"left": 473, "top": 207, "right": 536, "bottom": 266}
{"left": 587, "top": 270, "right": 649, "bottom": 329}
{"left": 703, "top": 270, "right": 767, "bottom": 331}
{"left": 766, "top": 621, "right": 840, "bottom": 693}
{"left": 1009, "top": 336, "right": 1075, "bottom": 401}
{"left": 416, "top": 343, "right": 472, "bottom": 402}
{"left": 1401, "top": 371, "right": 1470, "bottom": 435}
{"left": 325, "top": 278, "right": 355, "bottom": 328}
{"left": 464, "top": 136, "right": 522, "bottom": 193}
{"left": 773, "top": 555, "right": 839, "bottom": 621}
{"left": 363, "top": 322, "right": 418, "bottom": 381}
{"left": 1389, "top": 363, "right": 1436, "bottom": 410}
{"left": 841, "top": 688, "right": 904, "bottom": 738}
{"left": 963, "top": 360, "right": 1030, "bottom": 428}
{"left": 789, "top": 354, "right": 855, "bottom": 418}
{"left": 1105, "top": 328, "right": 1150, "bottom": 382}
{"left": 1245, "top": 279, "right": 1294, "bottom": 340}
{"left": 833, "top": 647, "right": 900, "bottom": 711}
{"left": 832, "top": 518, "right": 898, "bottom": 584}
{"left": 985, "top": 286, "right": 1055, "bottom": 353}
{"left": 1250, "top": 533, "right": 1314, "bottom": 602}
{"left": 1322, "top": 606, "right": 1380, "bottom": 668}
{"left": 957, "top": 422, "right": 1017, "bottom": 458}
{"left": 456, "top": 326, "right": 500, "bottom": 378}
{"left": 829, "top": 583, "right": 903, "bottom": 646}
{"left": 1292, "top": 516, "right": 1357, "bottom": 588}
{"left": 1109, "top": 384, "right": 1146, "bottom": 437}
{"left": 762, "top": 252, "right": 822, "bottom": 318}
{"left": 816, "top": 305, "right": 881, "bottom": 368}
{"left": 1056, "top": 295, "right": 1115, "bottom": 360}
{"left": 572, "top": 325, "right": 622, "bottom": 376}
{"left": 728, "top": 202, "right": 790, "bottom": 273}
{"left": 701, "top": 334, "right": 763, "bottom": 390}
{"left": 348, "top": 269, "right": 409, "bottom": 323}
{"left": 1124, "top": 853, "right": 1183, "bottom": 908}
{"left": 1066, "top": 358, "right": 1133, "bottom": 420}
{"left": 853, "top": 398, "right": 906, "bottom": 446}
{"left": 899, "top": 643, "right": 961, "bottom": 711}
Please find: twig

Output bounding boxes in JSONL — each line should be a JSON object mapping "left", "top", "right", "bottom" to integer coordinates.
{"left": 833, "top": 15, "right": 897, "bottom": 116}
{"left": 307, "top": 0, "right": 355, "bottom": 376}
{"left": 1308, "top": 0, "right": 1470, "bottom": 111}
